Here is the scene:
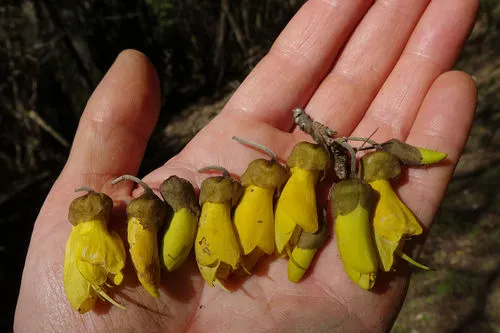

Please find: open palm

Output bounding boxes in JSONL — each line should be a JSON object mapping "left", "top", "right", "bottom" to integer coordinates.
{"left": 15, "top": 1, "right": 478, "bottom": 332}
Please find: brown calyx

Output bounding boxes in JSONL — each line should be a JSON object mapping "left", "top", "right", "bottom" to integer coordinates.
{"left": 68, "top": 190, "right": 113, "bottom": 226}
{"left": 160, "top": 175, "right": 200, "bottom": 218}
{"left": 199, "top": 176, "right": 243, "bottom": 207}
{"left": 127, "top": 191, "right": 168, "bottom": 229}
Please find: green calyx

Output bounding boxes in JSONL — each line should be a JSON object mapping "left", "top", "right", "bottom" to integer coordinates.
{"left": 199, "top": 176, "right": 244, "bottom": 207}
{"left": 241, "top": 159, "right": 289, "bottom": 191}
{"left": 360, "top": 150, "right": 402, "bottom": 181}
{"left": 160, "top": 176, "right": 200, "bottom": 218}
{"left": 287, "top": 142, "right": 330, "bottom": 172}
{"left": 69, "top": 190, "right": 113, "bottom": 226}
{"left": 331, "top": 179, "right": 373, "bottom": 217}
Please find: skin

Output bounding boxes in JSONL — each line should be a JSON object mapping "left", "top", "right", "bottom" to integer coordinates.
{"left": 15, "top": 0, "right": 478, "bottom": 332}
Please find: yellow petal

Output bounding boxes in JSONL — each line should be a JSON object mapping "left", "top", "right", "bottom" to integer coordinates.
{"left": 93, "top": 285, "right": 126, "bottom": 310}
{"left": 63, "top": 228, "right": 97, "bottom": 313}
{"left": 397, "top": 250, "right": 431, "bottom": 270}
{"left": 370, "top": 179, "right": 424, "bottom": 271}
{"left": 418, "top": 148, "right": 447, "bottom": 165}
{"left": 107, "top": 230, "right": 127, "bottom": 274}
{"left": 197, "top": 261, "right": 219, "bottom": 287}
{"left": 64, "top": 220, "right": 126, "bottom": 311}
{"left": 128, "top": 217, "right": 160, "bottom": 298}
{"left": 275, "top": 167, "right": 319, "bottom": 233}
{"left": 195, "top": 202, "right": 240, "bottom": 269}
{"left": 240, "top": 248, "right": 265, "bottom": 273}
{"left": 371, "top": 180, "right": 423, "bottom": 238}
{"left": 275, "top": 167, "right": 318, "bottom": 254}
{"left": 335, "top": 205, "right": 378, "bottom": 275}
{"left": 162, "top": 208, "right": 198, "bottom": 272}
{"left": 373, "top": 232, "right": 400, "bottom": 272}
{"left": 287, "top": 247, "right": 317, "bottom": 283}
{"left": 343, "top": 264, "right": 376, "bottom": 290}
{"left": 113, "top": 272, "right": 124, "bottom": 285}
{"left": 234, "top": 185, "right": 275, "bottom": 255}
{"left": 197, "top": 260, "right": 233, "bottom": 287}
{"left": 275, "top": 218, "right": 302, "bottom": 256}
{"left": 75, "top": 221, "right": 126, "bottom": 276}
{"left": 76, "top": 260, "right": 107, "bottom": 286}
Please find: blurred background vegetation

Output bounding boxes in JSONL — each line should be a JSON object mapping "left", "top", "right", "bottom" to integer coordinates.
{"left": 0, "top": 0, "right": 498, "bottom": 332}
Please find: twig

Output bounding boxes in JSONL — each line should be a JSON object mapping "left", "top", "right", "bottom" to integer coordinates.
{"left": 0, "top": 70, "right": 21, "bottom": 94}
{"left": 331, "top": 141, "right": 350, "bottom": 180}
{"left": 25, "top": 110, "right": 69, "bottom": 148}
{"left": 213, "top": 0, "right": 227, "bottom": 67}
{"left": 294, "top": 108, "right": 353, "bottom": 179}
{"left": 358, "top": 127, "right": 378, "bottom": 150}
{"left": 0, "top": 171, "right": 52, "bottom": 207}
{"left": 199, "top": 166, "right": 230, "bottom": 178}
{"left": 338, "top": 139, "right": 357, "bottom": 177}
{"left": 102, "top": 12, "right": 140, "bottom": 21}
{"left": 112, "top": 175, "right": 153, "bottom": 193}
{"left": 221, "top": 0, "right": 248, "bottom": 57}
{"left": 75, "top": 186, "right": 95, "bottom": 193}
{"left": 42, "top": 0, "right": 95, "bottom": 90}
{"left": 293, "top": 108, "right": 336, "bottom": 148}
{"left": 232, "top": 136, "right": 278, "bottom": 162}
{"left": 346, "top": 136, "right": 381, "bottom": 148}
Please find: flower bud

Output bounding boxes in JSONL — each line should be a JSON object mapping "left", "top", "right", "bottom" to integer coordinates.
{"left": 380, "top": 139, "right": 447, "bottom": 166}
{"left": 331, "top": 179, "right": 377, "bottom": 290}
{"left": 160, "top": 176, "right": 200, "bottom": 272}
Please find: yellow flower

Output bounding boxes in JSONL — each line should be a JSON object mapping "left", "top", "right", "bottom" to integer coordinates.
{"left": 275, "top": 142, "right": 329, "bottom": 255}
{"left": 195, "top": 169, "right": 243, "bottom": 287}
{"left": 235, "top": 184, "right": 275, "bottom": 255}
{"left": 380, "top": 139, "right": 447, "bottom": 166}
{"left": 360, "top": 151, "right": 430, "bottom": 272}
{"left": 232, "top": 142, "right": 289, "bottom": 270}
{"left": 287, "top": 213, "right": 328, "bottom": 283}
{"left": 332, "top": 179, "right": 378, "bottom": 290}
{"left": 127, "top": 219, "right": 161, "bottom": 297}
{"left": 112, "top": 175, "right": 167, "bottom": 298}
{"left": 64, "top": 188, "right": 126, "bottom": 313}
{"left": 160, "top": 176, "right": 200, "bottom": 272}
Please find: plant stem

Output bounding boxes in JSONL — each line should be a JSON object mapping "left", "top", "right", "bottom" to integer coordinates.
{"left": 111, "top": 175, "right": 153, "bottom": 193}
{"left": 232, "top": 136, "right": 277, "bottom": 162}
{"left": 198, "top": 166, "right": 231, "bottom": 178}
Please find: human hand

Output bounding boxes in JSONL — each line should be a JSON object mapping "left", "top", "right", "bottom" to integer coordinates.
{"left": 15, "top": 0, "right": 478, "bottom": 332}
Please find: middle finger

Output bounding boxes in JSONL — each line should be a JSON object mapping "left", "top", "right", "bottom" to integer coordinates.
{"left": 298, "top": 0, "right": 431, "bottom": 137}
